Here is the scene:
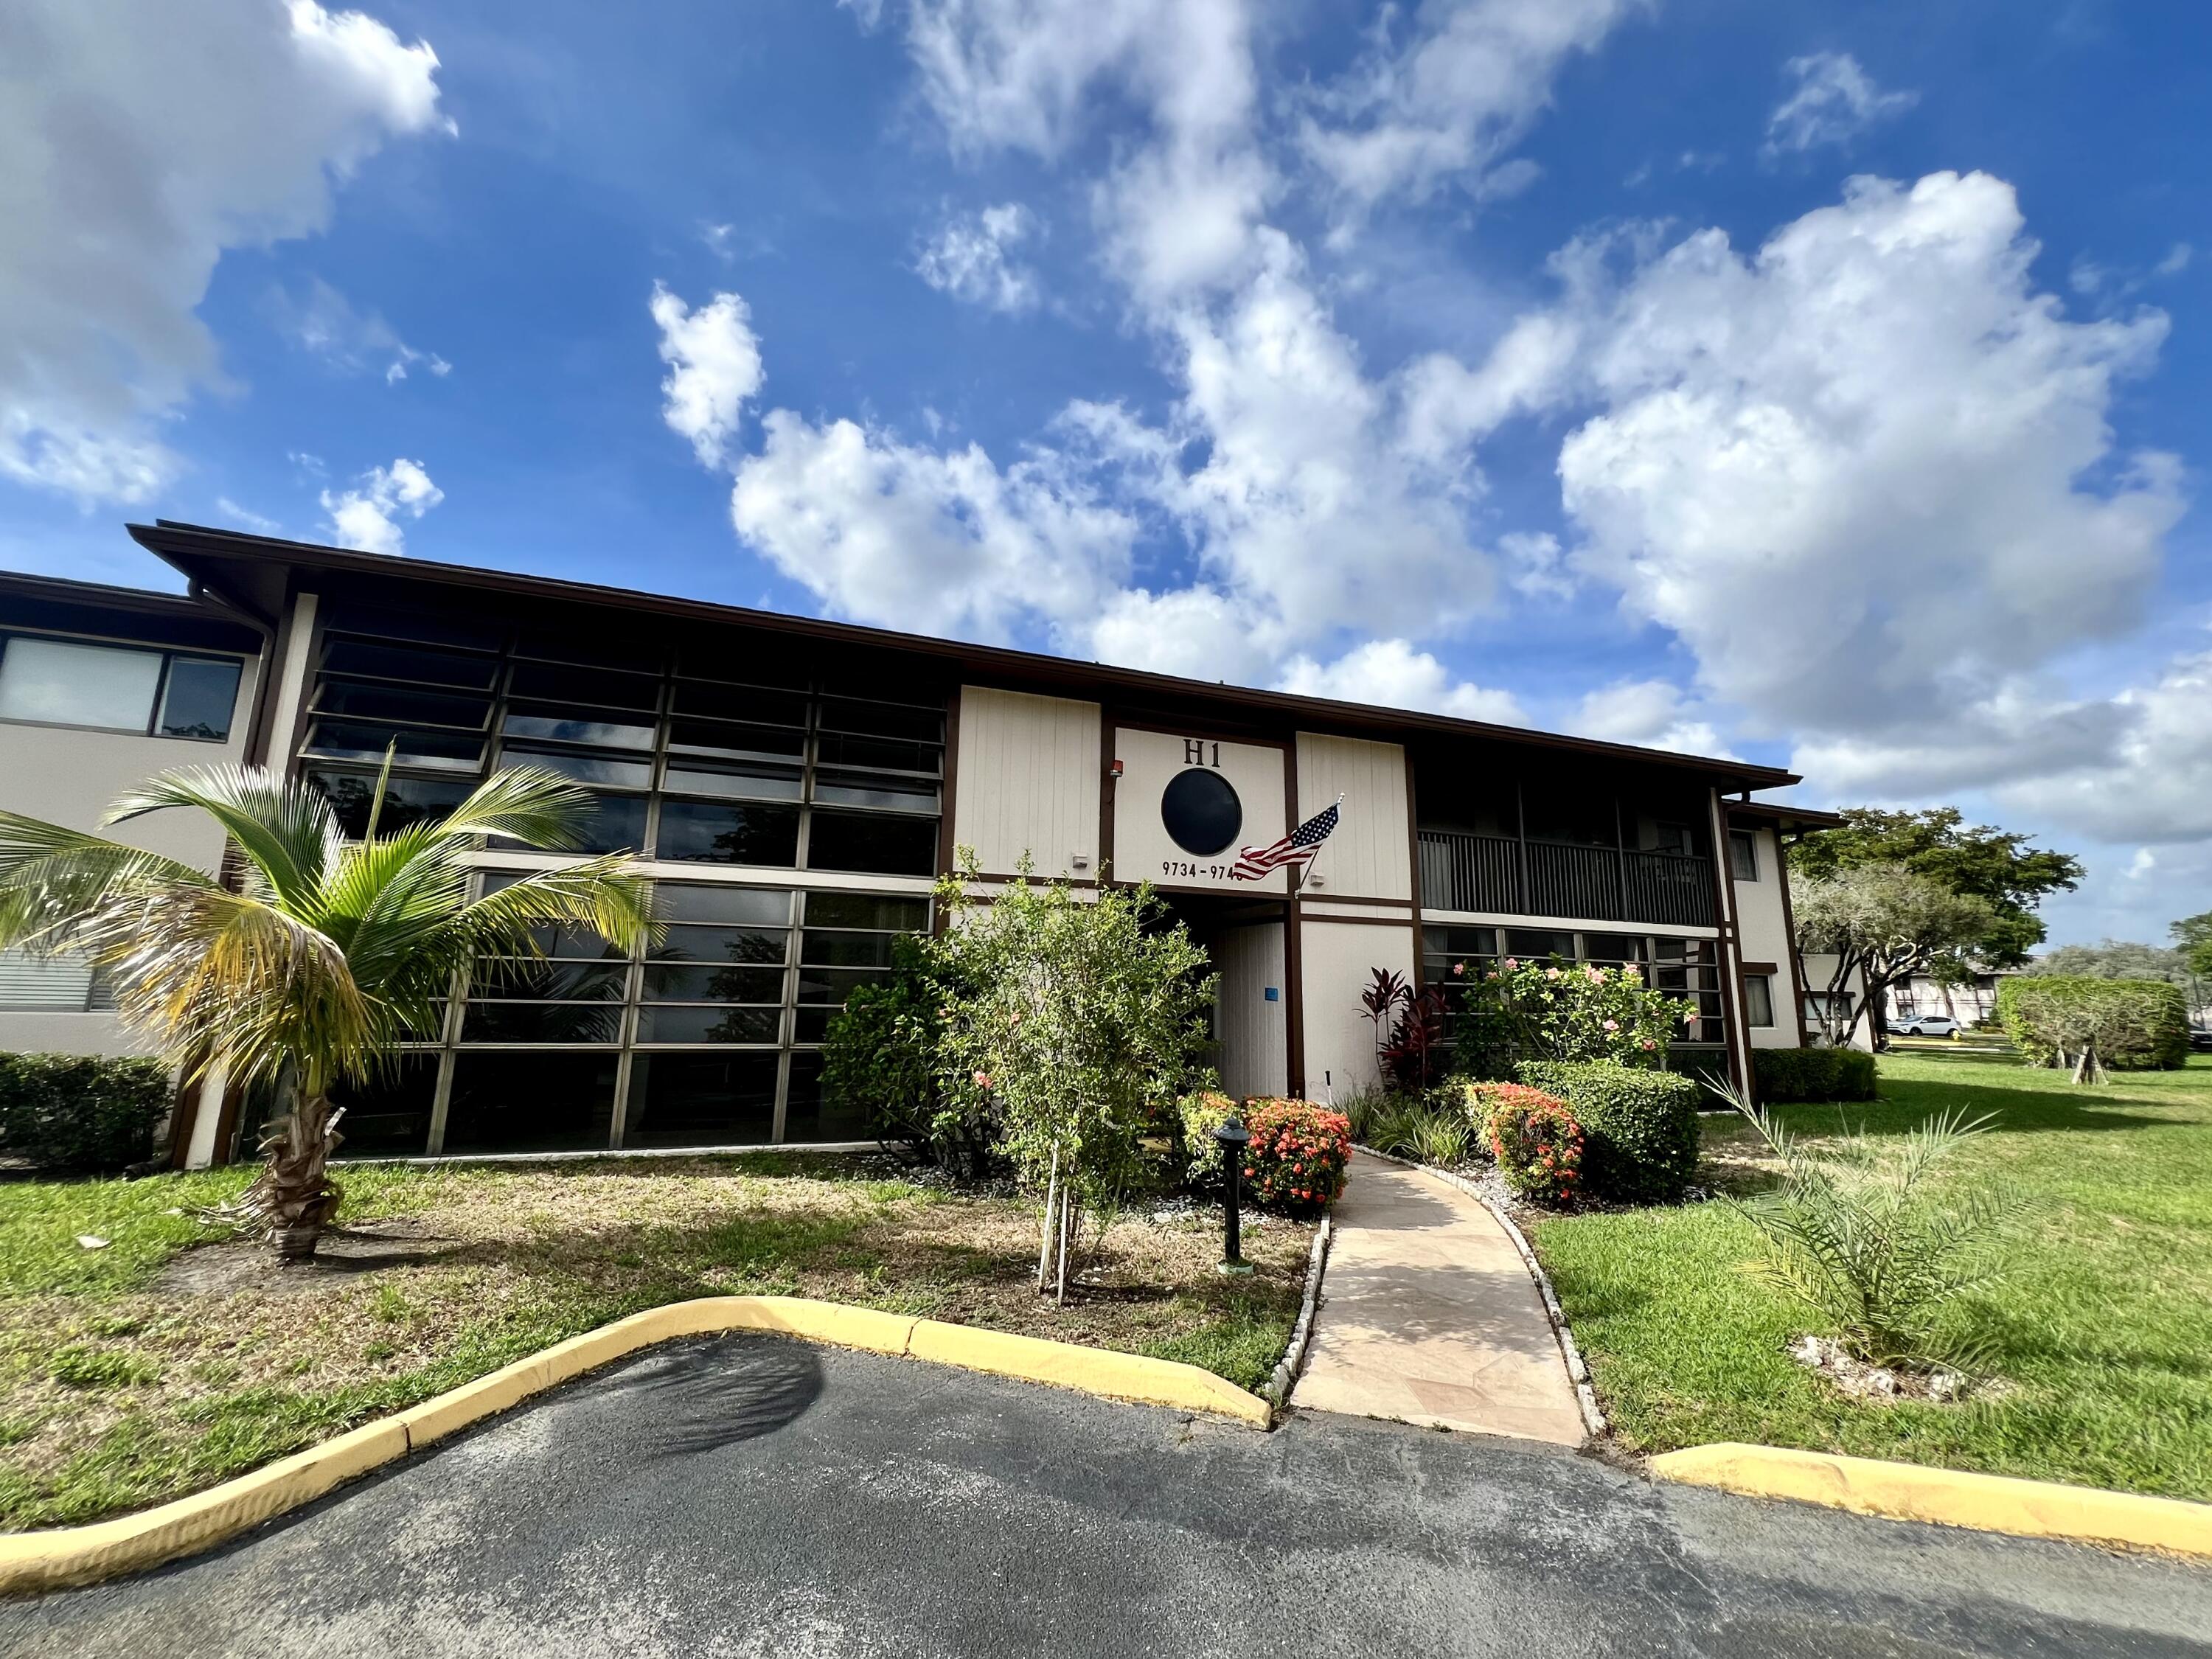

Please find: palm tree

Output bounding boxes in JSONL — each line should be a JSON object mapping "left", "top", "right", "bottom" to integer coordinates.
{"left": 0, "top": 762, "right": 656, "bottom": 1259}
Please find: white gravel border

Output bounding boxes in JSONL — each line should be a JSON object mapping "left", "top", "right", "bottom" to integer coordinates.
{"left": 1263, "top": 1216, "right": 1333, "bottom": 1418}
{"left": 1353, "top": 1147, "right": 1607, "bottom": 1440}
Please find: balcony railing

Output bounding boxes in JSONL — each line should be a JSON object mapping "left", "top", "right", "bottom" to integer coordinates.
{"left": 1417, "top": 830, "right": 1716, "bottom": 928}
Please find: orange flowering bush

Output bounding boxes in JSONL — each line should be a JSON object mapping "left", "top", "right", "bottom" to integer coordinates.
{"left": 1475, "top": 1082, "right": 1583, "bottom": 1207}
{"left": 1237, "top": 1096, "right": 1353, "bottom": 1214}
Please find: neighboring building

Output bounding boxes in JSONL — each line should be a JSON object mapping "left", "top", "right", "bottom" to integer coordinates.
{"left": 4, "top": 523, "right": 1846, "bottom": 1162}
{"left": 0, "top": 571, "right": 265, "bottom": 1060}
{"left": 1887, "top": 969, "right": 2013, "bottom": 1029}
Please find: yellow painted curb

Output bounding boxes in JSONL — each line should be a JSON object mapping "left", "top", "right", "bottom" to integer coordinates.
{"left": 0, "top": 1295, "right": 1265, "bottom": 1598}
{"left": 1651, "top": 1443, "right": 2212, "bottom": 1559}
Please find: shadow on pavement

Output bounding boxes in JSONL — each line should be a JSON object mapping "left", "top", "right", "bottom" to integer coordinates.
{"left": 623, "top": 1335, "right": 826, "bottom": 1461}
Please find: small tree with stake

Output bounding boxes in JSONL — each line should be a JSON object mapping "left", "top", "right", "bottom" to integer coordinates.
{"left": 934, "top": 858, "right": 1215, "bottom": 1303}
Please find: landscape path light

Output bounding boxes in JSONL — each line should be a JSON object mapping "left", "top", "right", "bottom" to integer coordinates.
{"left": 1212, "top": 1113, "right": 1253, "bottom": 1276}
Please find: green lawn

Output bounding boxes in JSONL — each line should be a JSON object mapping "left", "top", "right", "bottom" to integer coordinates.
{"left": 1530, "top": 1051, "right": 2212, "bottom": 1500}
{"left": 0, "top": 1155, "right": 1308, "bottom": 1530}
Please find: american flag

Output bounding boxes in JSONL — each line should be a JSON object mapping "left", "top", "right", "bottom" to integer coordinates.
{"left": 1231, "top": 799, "right": 1341, "bottom": 881}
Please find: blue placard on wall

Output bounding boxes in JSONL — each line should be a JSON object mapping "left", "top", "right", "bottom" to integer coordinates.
{"left": 1263, "top": 987, "right": 1279, "bottom": 1002}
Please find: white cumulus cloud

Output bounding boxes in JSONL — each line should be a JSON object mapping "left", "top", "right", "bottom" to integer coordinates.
{"left": 1567, "top": 678, "right": 1734, "bottom": 759}
{"left": 320, "top": 457, "right": 442, "bottom": 555}
{"left": 0, "top": 0, "right": 448, "bottom": 504}
{"left": 1281, "top": 640, "right": 1525, "bottom": 724}
{"left": 651, "top": 283, "right": 765, "bottom": 467}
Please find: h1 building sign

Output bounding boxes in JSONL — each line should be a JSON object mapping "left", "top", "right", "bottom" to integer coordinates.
{"left": 1113, "top": 728, "right": 1289, "bottom": 893}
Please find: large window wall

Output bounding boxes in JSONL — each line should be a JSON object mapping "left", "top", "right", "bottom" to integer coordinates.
{"left": 336, "top": 878, "right": 931, "bottom": 1156}
{"left": 1419, "top": 924, "right": 1728, "bottom": 1051}
{"left": 295, "top": 597, "right": 942, "bottom": 1156}
{"left": 296, "top": 600, "right": 945, "bottom": 875}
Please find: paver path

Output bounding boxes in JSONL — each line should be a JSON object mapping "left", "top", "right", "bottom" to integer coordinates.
{"left": 1293, "top": 1151, "right": 1587, "bottom": 1444}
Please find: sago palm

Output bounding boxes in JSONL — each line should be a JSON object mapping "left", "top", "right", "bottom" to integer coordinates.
{"left": 0, "top": 762, "right": 656, "bottom": 1259}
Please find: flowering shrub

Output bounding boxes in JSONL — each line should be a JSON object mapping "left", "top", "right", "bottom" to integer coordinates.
{"left": 1237, "top": 1097, "right": 1353, "bottom": 1214}
{"left": 1476, "top": 1082, "right": 1583, "bottom": 1206}
{"left": 1460, "top": 956, "right": 1686, "bottom": 1065}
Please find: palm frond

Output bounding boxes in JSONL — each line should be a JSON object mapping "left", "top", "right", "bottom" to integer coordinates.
{"left": 446, "top": 858, "right": 659, "bottom": 959}
{"left": 0, "top": 812, "right": 220, "bottom": 950}
{"left": 106, "top": 767, "right": 339, "bottom": 914}
{"left": 426, "top": 767, "right": 603, "bottom": 850}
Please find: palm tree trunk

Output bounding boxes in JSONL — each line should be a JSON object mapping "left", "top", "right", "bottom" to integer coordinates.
{"left": 256, "top": 1091, "right": 346, "bottom": 1261}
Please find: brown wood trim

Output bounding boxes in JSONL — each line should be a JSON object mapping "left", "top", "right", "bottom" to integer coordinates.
{"left": 1302, "top": 912, "right": 1423, "bottom": 928}
{"left": 1742, "top": 961, "right": 1780, "bottom": 975}
{"left": 1403, "top": 746, "right": 1425, "bottom": 993}
{"left": 1707, "top": 786, "right": 1753, "bottom": 1093}
{"left": 936, "top": 684, "right": 964, "bottom": 877}
{"left": 1099, "top": 713, "right": 1118, "bottom": 883}
{"left": 139, "top": 520, "right": 1798, "bottom": 791}
{"left": 243, "top": 573, "right": 299, "bottom": 769}
{"left": 1284, "top": 741, "right": 1305, "bottom": 1099}
{"left": 1300, "top": 894, "right": 1414, "bottom": 911}
{"left": 1775, "top": 828, "right": 1813, "bottom": 1046}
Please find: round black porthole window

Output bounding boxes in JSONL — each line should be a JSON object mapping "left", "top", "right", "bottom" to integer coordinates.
{"left": 1161, "top": 767, "right": 1243, "bottom": 856}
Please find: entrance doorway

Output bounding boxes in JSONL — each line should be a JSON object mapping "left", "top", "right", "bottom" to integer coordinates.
{"left": 1155, "top": 892, "right": 1290, "bottom": 1099}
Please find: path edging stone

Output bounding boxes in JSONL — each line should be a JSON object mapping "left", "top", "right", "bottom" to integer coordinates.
{"left": 1353, "top": 1147, "right": 1605, "bottom": 1439}
{"left": 1264, "top": 1216, "right": 1333, "bottom": 1416}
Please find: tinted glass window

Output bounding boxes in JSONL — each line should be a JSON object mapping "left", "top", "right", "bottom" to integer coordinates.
{"left": 461, "top": 1000, "right": 627, "bottom": 1043}
{"left": 654, "top": 924, "right": 788, "bottom": 964}
{"left": 800, "top": 931, "right": 899, "bottom": 969}
{"left": 665, "top": 760, "right": 805, "bottom": 802}
{"left": 507, "top": 661, "right": 661, "bottom": 712}
{"left": 1745, "top": 974, "right": 1775, "bottom": 1027}
{"left": 641, "top": 963, "right": 787, "bottom": 1003}
{"left": 468, "top": 959, "right": 628, "bottom": 1001}
{"left": 305, "top": 720, "right": 486, "bottom": 771}
{"left": 667, "top": 718, "right": 807, "bottom": 759}
{"left": 0, "top": 636, "right": 162, "bottom": 730}
{"left": 817, "top": 698, "right": 942, "bottom": 741}
{"left": 1728, "top": 830, "right": 1759, "bottom": 881}
{"left": 156, "top": 657, "right": 243, "bottom": 740}
{"left": 496, "top": 743, "right": 652, "bottom": 789}
{"left": 655, "top": 885, "right": 792, "bottom": 926}
{"left": 623, "top": 1052, "right": 778, "bottom": 1148}
{"left": 315, "top": 679, "right": 491, "bottom": 729}
{"left": 782, "top": 1052, "right": 866, "bottom": 1143}
{"left": 321, "top": 637, "right": 501, "bottom": 689}
{"left": 1503, "top": 930, "right": 1576, "bottom": 961}
{"left": 811, "top": 771, "right": 939, "bottom": 813}
{"left": 670, "top": 682, "right": 810, "bottom": 726}
{"left": 634, "top": 1005, "right": 782, "bottom": 1044}
{"left": 442, "top": 1052, "right": 619, "bottom": 1154}
{"left": 330, "top": 1057, "right": 438, "bottom": 1158}
{"left": 804, "top": 891, "right": 929, "bottom": 931}
{"left": 308, "top": 768, "right": 474, "bottom": 838}
{"left": 655, "top": 799, "right": 800, "bottom": 866}
{"left": 502, "top": 704, "right": 657, "bottom": 750}
{"left": 806, "top": 810, "right": 936, "bottom": 875}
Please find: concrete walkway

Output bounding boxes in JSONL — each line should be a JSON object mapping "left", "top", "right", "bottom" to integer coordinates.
{"left": 1293, "top": 1152, "right": 1587, "bottom": 1444}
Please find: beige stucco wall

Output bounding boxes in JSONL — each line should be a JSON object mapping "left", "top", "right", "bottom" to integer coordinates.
{"left": 1299, "top": 914, "right": 1413, "bottom": 1107}
{"left": 1294, "top": 732, "right": 1411, "bottom": 902}
{"left": 1111, "top": 726, "right": 1287, "bottom": 894}
{"left": 950, "top": 686, "right": 1102, "bottom": 880}
{"left": 0, "top": 654, "right": 260, "bottom": 1059}
{"left": 1732, "top": 824, "right": 1801, "bottom": 1050}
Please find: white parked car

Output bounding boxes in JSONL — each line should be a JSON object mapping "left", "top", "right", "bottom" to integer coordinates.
{"left": 1893, "top": 1014, "right": 1964, "bottom": 1039}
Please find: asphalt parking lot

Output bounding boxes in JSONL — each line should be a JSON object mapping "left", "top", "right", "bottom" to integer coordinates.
{"left": 5, "top": 1332, "right": 2209, "bottom": 1658}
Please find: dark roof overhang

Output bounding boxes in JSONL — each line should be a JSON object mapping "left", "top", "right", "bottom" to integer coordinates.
{"left": 127, "top": 519, "right": 1804, "bottom": 793}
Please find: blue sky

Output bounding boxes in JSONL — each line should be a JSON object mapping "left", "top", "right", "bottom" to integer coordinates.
{"left": 4, "top": 0, "right": 2208, "bottom": 947}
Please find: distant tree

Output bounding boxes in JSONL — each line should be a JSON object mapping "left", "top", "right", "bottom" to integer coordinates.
{"left": 2173, "top": 911, "right": 2212, "bottom": 984}
{"left": 1788, "top": 807, "right": 2083, "bottom": 970}
{"left": 2028, "top": 940, "right": 2192, "bottom": 983}
{"left": 1791, "top": 865, "right": 1997, "bottom": 1050}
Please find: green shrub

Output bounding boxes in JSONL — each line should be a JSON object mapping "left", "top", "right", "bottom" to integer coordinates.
{"left": 821, "top": 935, "right": 1001, "bottom": 1178}
{"left": 0, "top": 1054, "right": 170, "bottom": 1172}
{"left": 1514, "top": 1060, "right": 1702, "bottom": 1203}
{"left": 1475, "top": 1082, "right": 1582, "bottom": 1206}
{"left": 1752, "top": 1046, "right": 1878, "bottom": 1104}
{"left": 1996, "top": 975, "right": 2189, "bottom": 1075}
{"left": 1235, "top": 1098, "right": 1353, "bottom": 1215}
{"left": 1178, "top": 1090, "right": 1238, "bottom": 1191}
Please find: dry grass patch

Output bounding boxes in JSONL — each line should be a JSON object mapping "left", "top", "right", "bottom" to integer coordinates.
{"left": 0, "top": 1154, "right": 1311, "bottom": 1529}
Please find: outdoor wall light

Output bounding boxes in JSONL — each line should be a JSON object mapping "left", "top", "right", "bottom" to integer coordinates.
{"left": 1212, "top": 1114, "right": 1253, "bottom": 1276}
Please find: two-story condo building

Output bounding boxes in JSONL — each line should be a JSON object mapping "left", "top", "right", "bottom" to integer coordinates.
{"left": 1, "top": 524, "right": 1851, "bottom": 1166}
